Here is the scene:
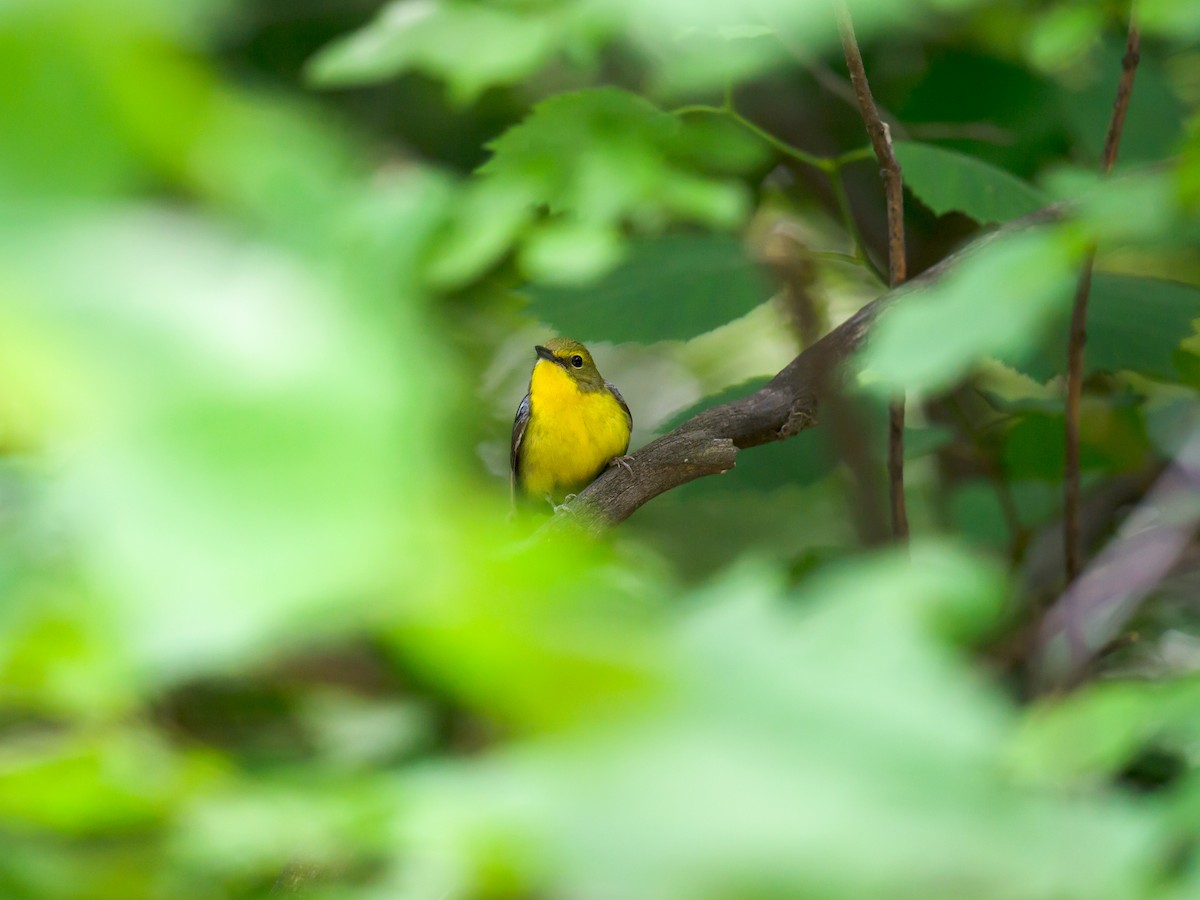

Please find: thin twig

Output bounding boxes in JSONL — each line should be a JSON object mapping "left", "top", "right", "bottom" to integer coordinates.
{"left": 837, "top": 2, "right": 909, "bottom": 541}
{"left": 1064, "top": 16, "right": 1141, "bottom": 582}
{"left": 672, "top": 104, "right": 834, "bottom": 172}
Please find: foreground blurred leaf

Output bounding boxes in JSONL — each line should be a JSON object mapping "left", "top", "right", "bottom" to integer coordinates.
{"left": 390, "top": 546, "right": 1160, "bottom": 899}
{"left": 306, "top": 0, "right": 976, "bottom": 100}
{"left": 386, "top": 523, "right": 663, "bottom": 732}
{"left": 0, "top": 204, "right": 442, "bottom": 680}
{"left": 307, "top": 0, "right": 573, "bottom": 103}
{"left": 0, "top": 727, "right": 210, "bottom": 836}
{"left": 524, "top": 234, "right": 770, "bottom": 342}
{"left": 862, "top": 228, "right": 1078, "bottom": 393}
{"left": 895, "top": 141, "right": 1048, "bottom": 223}
{"left": 1012, "top": 676, "right": 1200, "bottom": 785}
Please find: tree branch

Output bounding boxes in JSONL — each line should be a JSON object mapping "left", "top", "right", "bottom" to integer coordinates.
{"left": 837, "top": 2, "right": 910, "bottom": 540}
{"left": 1064, "top": 15, "right": 1140, "bottom": 581}
{"left": 554, "top": 204, "right": 1065, "bottom": 536}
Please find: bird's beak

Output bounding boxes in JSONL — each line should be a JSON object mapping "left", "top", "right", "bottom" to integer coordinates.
{"left": 534, "top": 345, "right": 559, "bottom": 365}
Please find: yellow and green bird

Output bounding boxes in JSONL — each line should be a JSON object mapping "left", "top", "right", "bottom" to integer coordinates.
{"left": 510, "top": 338, "right": 633, "bottom": 505}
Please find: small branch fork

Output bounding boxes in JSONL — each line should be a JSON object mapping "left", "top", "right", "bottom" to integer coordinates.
{"left": 837, "top": 3, "right": 910, "bottom": 541}
{"left": 1064, "top": 14, "right": 1141, "bottom": 581}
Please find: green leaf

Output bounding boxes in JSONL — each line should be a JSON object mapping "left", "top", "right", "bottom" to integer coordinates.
{"left": 1001, "top": 406, "right": 1149, "bottom": 481}
{"left": 519, "top": 219, "right": 625, "bottom": 285}
{"left": 425, "top": 177, "right": 535, "bottom": 289}
{"left": 1026, "top": 6, "right": 1104, "bottom": 73}
{"left": 523, "top": 234, "right": 771, "bottom": 343}
{"left": 0, "top": 728, "right": 204, "bottom": 835}
{"left": 894, "top": 141, "right": 1047, "bottom": 223}
{"left": 306, "top": 0, "right": 560, "bottom": 103}
{"left": 0, "top": 203, "right": 443, "bottom": 681}
{"left": 482, "top": 88, "right": 749, "bottom": 233}
{"left": 1043, "top": 168, "right": 1178, "bottom": 245}
{"left": 396, "top": 547, "right": 1161, "bottom": 899}
{"left": 1015, "top": 275, "right": 1200, "bottom": 382}
{"left": 1082, "top": 276, "right": 1200, "bottom": 380}
{"left": 441, "top": 88, "right": 751, "bottom": 285}
{"left": 862, "top": 228, "right": 1078, "bottom": 393}
{"left": 1012, "top": 676, "right": 1200, "bottom": 784}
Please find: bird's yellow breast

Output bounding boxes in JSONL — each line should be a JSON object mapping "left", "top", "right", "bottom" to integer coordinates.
{"left": 519, "top": 361, "right": 630, "bottom": 498}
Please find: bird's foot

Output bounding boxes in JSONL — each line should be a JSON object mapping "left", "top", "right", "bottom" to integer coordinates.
{"left": 551, "top": 493, "right": 577, "bottom": 514}
{"left": 608, "top": 454, "right": 635, "bottom": 474}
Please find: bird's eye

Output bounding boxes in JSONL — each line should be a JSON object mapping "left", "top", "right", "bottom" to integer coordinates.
{"left": 570, "top": 355, "right": 584, "bottom": 368}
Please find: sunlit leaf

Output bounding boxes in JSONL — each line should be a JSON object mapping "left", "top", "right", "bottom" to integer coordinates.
{"left": 307, "top": 0, "right": 564, "bottom": 103}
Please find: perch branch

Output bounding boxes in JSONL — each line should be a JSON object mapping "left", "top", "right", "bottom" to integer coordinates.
{"left": 837, "top": 2, "right": 910, "bottom": 540}
{"left": 554, "top": 205, "right": 1064, "bottom": 536}
{"left": 1064, "top": 15, "right": 1140, "bottom": 581}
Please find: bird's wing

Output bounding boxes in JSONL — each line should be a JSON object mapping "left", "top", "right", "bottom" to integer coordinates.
{"left": 606, "top": 381, "right": 633, "bottom": 434}
{"left": 510, "top": 392, "right": 531, "bottom": 501}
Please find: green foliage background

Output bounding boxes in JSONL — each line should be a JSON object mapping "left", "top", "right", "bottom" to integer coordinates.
{"left": 2, "top": 0, "right": 1200, "bottom": 897}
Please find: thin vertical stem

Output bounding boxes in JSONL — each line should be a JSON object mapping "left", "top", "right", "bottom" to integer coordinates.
{"left": 1064, "top": 17, "right": 1140, "bottom": 581}
{"left": 837, "top": 2, "right": 909, "bottom": 541}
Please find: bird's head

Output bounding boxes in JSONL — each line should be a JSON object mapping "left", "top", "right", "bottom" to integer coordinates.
{"left": 534, "top": 338, "right": 606, "bottom": 391}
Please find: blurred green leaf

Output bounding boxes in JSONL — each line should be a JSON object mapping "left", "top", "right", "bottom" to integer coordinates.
{"left": 5, "top": 1, "right": 1200, "bottom": 896}
{"left": 862, "top": 228, "right": 1078, "bottom": 393}
{"left": 1026, "top": 5, "right": 1103, "bottom": 73}
{"left": 392, "top": 547, "right": 1160, "bottom": 899}
{"left": 307, "top": 0, "right": 565, "bottom": 103}
{"left": 607, "top": 0, "right": 982, "bottom": 94}
{"left": 520, "top": 219, "right": 625, "bottom": 285}
{"left": 673, "top": 113, "right": 773, "bottom": 175}
{"left": 387, "top": 525, "right": 662, "bottom": 731}
{"left": 483, "top": 88, "right": 749, "bottom": 234}
{"left": 1139, "top": 0, "right": 1200, "bottom": 39}
{"left": 0, "top": 728, "right": 208, "bottom": 836}
{"left": 1012, "top": 676, "right": 1200, "bottom": 784}
{"left": 0, "top": 205, "right": 443, "bottom": 680}
{"left": 895, "top": 141, "right": 1048, "bottom": 223}
{"left": 1044, "top": 167, "right": 1179, "bottom": 245}
{"left": 524, "top": 234, "right": 770, "bottom": 342}
{"left": 426, "top": 177, "right": 535, "bottom": 288}
{"left": 432, "top": 88, "right": 753, "bottom": 286}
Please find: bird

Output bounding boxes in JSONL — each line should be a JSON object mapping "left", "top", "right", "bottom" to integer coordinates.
{"left": 510, "top": 338, "right": 633, "bottom": 506}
